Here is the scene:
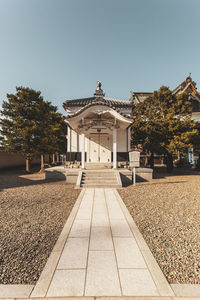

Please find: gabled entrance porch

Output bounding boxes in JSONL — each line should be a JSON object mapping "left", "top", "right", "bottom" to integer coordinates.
{"left": 66, "top": 104, "right": 131, "bottom": 169}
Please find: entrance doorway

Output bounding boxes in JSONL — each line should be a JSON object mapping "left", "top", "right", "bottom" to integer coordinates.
{"left": 88, "top": 133, "right": 111, "bottom": 163}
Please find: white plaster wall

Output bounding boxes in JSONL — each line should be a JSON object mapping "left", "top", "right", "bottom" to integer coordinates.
{"left": 80, "top": 133, "right": 88, "bottom": 152}
{"left": 71, "top": 129, "right": 78, "bottom": 151}
{"left": 117, "top": 128, "right": 127, "bottom": 152}
{"left": 67, "top": 128, "right": 81, "bottom": 152}
{"left": 69, "top": 129, "right": 88, "bottom": 153}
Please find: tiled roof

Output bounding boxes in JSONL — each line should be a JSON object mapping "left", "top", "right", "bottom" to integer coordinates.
{"left": 66, "top": 100, "right": 132, "bottom": 119}
{"left": 130, "top": 92, "right": 152, "bottom": 104}
{"left": 172, "top": 76, "right": 200, "bottom": 102}
{"left": 63, "top": 96, "right": 132, "bottom": 109}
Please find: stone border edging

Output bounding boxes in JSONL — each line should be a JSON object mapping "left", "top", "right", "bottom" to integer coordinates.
{"left": 113, "top": 189, "right": 175, "bottom": 297}
{"left": 30, "top": 189, "right": 85, "bottom": 298}
{"left": 8, "top": 295, "right": 200, "bottom": 299}
{"left": 171, "top": 284, "right": 200, "bottom": 297}
{"left": 0, "top": 285, "right": 34, "bottom": 299}
{"left": 116, "top": 170, "right": 122, "bottom": 188}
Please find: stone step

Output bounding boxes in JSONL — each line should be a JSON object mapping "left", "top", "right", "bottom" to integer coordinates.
{"left": 80, "top": 170, "right": 122, "bottom": 188}
{"left": 81, "top": 183, "right": 121, "bottom": 188}
{"left": 82, "top": 180, "right": 117, "bottom": 184}
{"left": 83, "top": 176, "right": 117, "bottom": 182}
{"left": 83, "top": 172, "right": 116, "bottom": 176}
{"left": 83, "top": 177, "right": 117, "bottom": 181}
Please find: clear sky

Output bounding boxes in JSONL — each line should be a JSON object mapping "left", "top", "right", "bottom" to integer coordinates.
{"left": 0, "top": 0, "right": 200, "bottom": 114}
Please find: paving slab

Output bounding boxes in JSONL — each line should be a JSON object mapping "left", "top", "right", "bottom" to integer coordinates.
{"left": 114, "top": 237, "right": 147, "bottom": 269}
{"left": 110, "top": 219, "right": 133, "bottom": 237}
{"left": 92, "top": 212, "right": 110, "bottom": 227}
{"left": 57, "top": 237, "right": 89, "bottom": 269}
{"left": 75, "top": 189, "right": 94, "bottom": 220}
{"left": 76, "top": 201, "right": 93, "bottom": 220}
{"left": 119, "top": 269, "right": 159, "bottom": 296}
{"left": 90, "top": 227, "right": 113, "bottom": 250}
{"left": 47, "top": 270, "right": 85, "bottom": 297}
{"left": 85, "top": 251, "right": 121, "bottom": 296}
{"left": 95, "top": 297, "right": 172, "bottom": 300}
{"left": 69, "top": 219, "right": 91, "bottom": 237}
{"left": 105, "top": 190, "right": 125, "bottom": 220}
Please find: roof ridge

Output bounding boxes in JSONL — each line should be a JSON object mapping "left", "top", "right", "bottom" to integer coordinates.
{"left": 104, "top": 97, "right": 129, "bottom": 102}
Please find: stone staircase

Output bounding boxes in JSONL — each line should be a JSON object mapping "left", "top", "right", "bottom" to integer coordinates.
{"left": 79, "top": 170, "right": 122, "bottom": 188}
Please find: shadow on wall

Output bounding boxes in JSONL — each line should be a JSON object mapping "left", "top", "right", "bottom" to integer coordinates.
{"left": 120, "top": 173, "right": 148, "bottom": 187}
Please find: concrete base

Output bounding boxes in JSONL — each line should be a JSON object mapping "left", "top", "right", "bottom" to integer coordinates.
{"left": 45, "top": 166, "right": 79, "bottom": 183}
{"left": 120, "top": 168, "right": 153, "bottom": 186}
{"left": 45, "top": 166, "right": 66, "bottom": 180}
{"left": 135, "top": 167, "right": 153, "bottom": 181}
{"left": 45, "top": 166, "right": 153, "bottom": 186}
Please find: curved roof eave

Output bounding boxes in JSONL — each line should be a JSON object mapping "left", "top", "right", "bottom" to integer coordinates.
{"left": 65, "top": 102, "right": 133, "bottom": 125}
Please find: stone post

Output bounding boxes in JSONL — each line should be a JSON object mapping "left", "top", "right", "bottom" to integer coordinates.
{"left": 81, "top": 129, "right": 85, "bottom": 169}
{"left": 113, "top": 128, "right": 117, "bottom": 169}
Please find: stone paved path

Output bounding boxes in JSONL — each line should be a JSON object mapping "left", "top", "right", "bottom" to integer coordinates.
{"left": 1, "top": 187, "right": 199, "bottom": 298}
{"left": 44, "top": 188, "right": 169, "bottom": 297}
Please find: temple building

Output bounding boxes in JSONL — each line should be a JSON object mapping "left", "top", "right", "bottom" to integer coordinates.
{"left": 63, "top": 76, "right": 200, "bottom": 168}
{"left": 63, "top": 81, "right": 133, "bottom": 169}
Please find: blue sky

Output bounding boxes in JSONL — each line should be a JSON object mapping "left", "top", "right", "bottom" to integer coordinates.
{"left": 0, "top": 0, "right": 200, "bottom": 114}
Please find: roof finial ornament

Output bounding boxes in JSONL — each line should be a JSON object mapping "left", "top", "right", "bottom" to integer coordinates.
{"left": 186, "top": 73, "right": 192, "bottom": 83}
{"left": 97, "top": 81, "right": 102, "bottom": 90}
{"left": 94, "top": 80, "right": 105, "bottom": 97}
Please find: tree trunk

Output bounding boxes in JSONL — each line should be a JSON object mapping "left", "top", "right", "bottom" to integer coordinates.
{"left": 145, "top": 155, "right": 148, "bottom": 166}
{"left": 26, "top": 158, "right": 30, "bottom": 173}
{"left": 166, "top": 153, "right": 173, "bottom": 172}
{"left": 149, "top": 152, "right": 154, "bottom": 169}
{"left": 52, "top": 153, "right": 55, "bottom": 164}
{"left": 40, "top": 153, "right": 44, "bottom": 172}
{"left": 56, "top": 153, "right": 59, "bottom": 163}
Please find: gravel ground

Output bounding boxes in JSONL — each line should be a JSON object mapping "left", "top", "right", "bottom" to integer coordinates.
{"left": 0, "top": 168, "right": 80, "bottom": 284}
{"left": 119, "top": 169, "right": 200, "bottom": 284}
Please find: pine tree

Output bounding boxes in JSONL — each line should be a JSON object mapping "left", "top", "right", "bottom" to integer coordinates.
{"left": 0, "top": 87, "right": 66, "bottom": 172}
{"left": 0, "top": 87, "right": 44, "bottom": 171}
{"left": 36, "top": 102, "right": 66, "bottom": 171}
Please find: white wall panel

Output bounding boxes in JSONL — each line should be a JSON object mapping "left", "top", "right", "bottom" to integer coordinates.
{"left": 71, "top": 129, "right": 78, "bottom": 152}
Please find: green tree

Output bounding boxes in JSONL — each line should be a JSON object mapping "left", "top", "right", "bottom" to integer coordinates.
{"left": 0, "top": 87, "right": 66, "bottom": 172}
{"left": 131, "top": 86, "right": 199, "bottom": 172}
{"left": 36, "top": 102, "right": 66, "bottom": 171}
{"left": 0, "top": 87, "right": 44, "bottom": 171}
